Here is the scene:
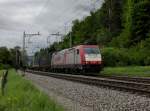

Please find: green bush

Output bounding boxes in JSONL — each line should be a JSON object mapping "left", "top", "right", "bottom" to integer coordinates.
{"left": 0, "top": 64, "right": 11, "bottom": 70}
{"left": 101, "top": 47, "right": 150, "bottom": 67}
{"left": 127, "top": 48, "right": 144, "bottom": 65}
{"left": 102, "top": 66, "right": 150, "bottom": 77}
{"left": 101, "top": 47, "right": 130, "bottom": 67}
{"left": 144, "top": 57, "right": 150, "bottom": 66}
{"left": 0, "top": 63, "right": 4, "bottom": 70}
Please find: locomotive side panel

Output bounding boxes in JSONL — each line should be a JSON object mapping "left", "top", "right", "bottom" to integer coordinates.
{"left": 65, "top": 49, "right": 75, "bottom": 68}
{"left": 51, "top": 52, "right": 64, "bottom": 69}
{"left": 51, "top": 45, "right": 103, "bottom": 73}
{"left": 65, "top": 47, "right": 82, "bottom": 69}
{"left": 75, "top": 48, "right": 81, "bottom": 65}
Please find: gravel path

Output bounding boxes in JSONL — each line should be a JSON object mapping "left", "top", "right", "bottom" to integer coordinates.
{"left": 24, "top": 72, "right": 150, "bottom": 111}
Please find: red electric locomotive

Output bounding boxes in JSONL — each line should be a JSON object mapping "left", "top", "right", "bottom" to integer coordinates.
{"left": 51, "top": 45, "right": 103, "bottom": 73}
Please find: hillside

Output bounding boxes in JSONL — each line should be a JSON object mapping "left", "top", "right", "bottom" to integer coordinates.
{"left": 43, "top": 0, "right": 150, "bottom": 66}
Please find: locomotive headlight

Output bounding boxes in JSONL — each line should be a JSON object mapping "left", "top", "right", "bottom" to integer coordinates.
{"left": 85, "top": 54, "right": 102, "bottom": 61}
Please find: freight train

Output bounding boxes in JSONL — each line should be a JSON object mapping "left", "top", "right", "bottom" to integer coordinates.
{"left": 30, "top": 45, "right": 103, "bottom": 73}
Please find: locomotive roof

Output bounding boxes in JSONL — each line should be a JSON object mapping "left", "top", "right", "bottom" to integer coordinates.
{"left": 53, "top": 45, "right": 99, "bottom": 54}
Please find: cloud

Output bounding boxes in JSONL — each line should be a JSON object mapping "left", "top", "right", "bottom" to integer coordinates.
{"left": 0, "top": 0, "right": 104, "bottom": 55}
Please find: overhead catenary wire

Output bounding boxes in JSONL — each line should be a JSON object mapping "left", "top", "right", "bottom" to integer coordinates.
{"left": 45, "top": 0, "right": 90, "bottom": 44}
{"left": 28, "top": 0, "right": 83, "bottom": 49}
{"left": 53, "top": 0, "right": 102, "bottom": 33}
{"left": 31, "top": 0, "right": 99, "bottom": 34}
{"left": 51, "top": 0, "right": 100, "bottom": 37}
{"left": 28, "top": 0, "right": 103, "bottom": 54}
{"left": 46, "top": 0, "right": 103, "bottom": 48}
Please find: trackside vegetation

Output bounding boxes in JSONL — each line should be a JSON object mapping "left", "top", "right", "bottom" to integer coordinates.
{"left": 35, "top": 0, "right": 150, "bottom": 67}
{"left": 102, "top": 66, "right": 150, "bottom": 77}
{"left": 0, "top": 70, "right": 3, "bottom": 77}
{"left": 0, "top": 70, "right": 64, "bottom": 111}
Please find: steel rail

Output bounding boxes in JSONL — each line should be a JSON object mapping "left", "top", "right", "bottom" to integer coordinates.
{"left": 26, "top": 70, "right": 150, "bottom": 96}
{"left": 99, "top": 76, "right": 150, "bottom": 84}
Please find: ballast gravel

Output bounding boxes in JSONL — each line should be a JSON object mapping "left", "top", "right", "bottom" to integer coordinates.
{"left": 24, "top": 72, "right": 150, "bottom": 111}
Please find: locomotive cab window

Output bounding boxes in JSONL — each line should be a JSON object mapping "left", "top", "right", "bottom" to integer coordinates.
{"left": 77, "top": 49, "right": 79, "bottom": 54}
{"left": 84, "top": 48, "right": 100, "bottom": 54}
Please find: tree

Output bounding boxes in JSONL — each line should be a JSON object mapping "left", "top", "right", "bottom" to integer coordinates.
{"left": 131, "top": 0, "right": 150, "bottom": 43}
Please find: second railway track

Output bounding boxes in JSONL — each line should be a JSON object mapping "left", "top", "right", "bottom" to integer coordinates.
{"left": 99, "top": 75, "right": 150, "bottom": 84}
{"left": 26, "top": 70, "right": 150, "bottom": 96}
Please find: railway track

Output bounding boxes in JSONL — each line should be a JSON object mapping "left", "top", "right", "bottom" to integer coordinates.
{"left": 99, "top": 76, "right": 150, "bottom": 84}
{"left": 26, "top": 70, "right": 150, "bottom": 96}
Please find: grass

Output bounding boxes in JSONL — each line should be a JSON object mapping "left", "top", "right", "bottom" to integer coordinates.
{"left": 0, "top": 70, "right": 3, "bottom": 95}
{"left": 101, "top": 66, "right": 150, "bottom": 77}
{"left": 0, "top": 70, "right": 4, "bottom": 77}
{"left": 0, "top": 69, "right": 64, "bottom": 111}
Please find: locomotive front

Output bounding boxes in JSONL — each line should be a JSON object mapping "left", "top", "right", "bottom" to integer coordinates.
{"left": 81, "top": 45, "right": 103, "bottom": 72}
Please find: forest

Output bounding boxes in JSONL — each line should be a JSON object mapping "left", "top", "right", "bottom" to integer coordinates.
{"left": 1, "top": 0, "right": 150, "bottom": 68}
{"left": 0, "top": 47, "right": 21, "bottom": 69}
{"left": 38, "top": 0, "right": 150, "bottom": 67}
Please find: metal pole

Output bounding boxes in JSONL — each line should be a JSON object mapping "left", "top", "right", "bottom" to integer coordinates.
{"left": 22, "top": 31, "right": 25, "bottom": 67}
{"left": 64, "top": 23, "right": 67, "bottom": 34}
{"left": 108, "top": 0, "right": 112, "bottom": 32}
{"left": 47, "top": 36, "right": 51, "bottom": 46}
{"left": 70, "top": 32, "right": 72, "bottom": 48}
{"left": 92, "top": 0, "right": 96, "bottom": 12}
{"left": 51, "top": 32, "right": 64, "bottom": 43}
{"left": 22, "top": 31, "right": 40, "bottom": 67}
{"left": 57, "top": 32, "right": 59, "bottom": 42}
{"left": 16, "top": 49, "right": 18, "bottom": 67}
{"left": 19, "top": 55, "right": 21, "bottom": 67}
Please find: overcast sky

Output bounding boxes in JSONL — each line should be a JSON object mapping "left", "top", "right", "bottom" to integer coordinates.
{"left": 0, "top": 0, "right": 103, "bottom": 55}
